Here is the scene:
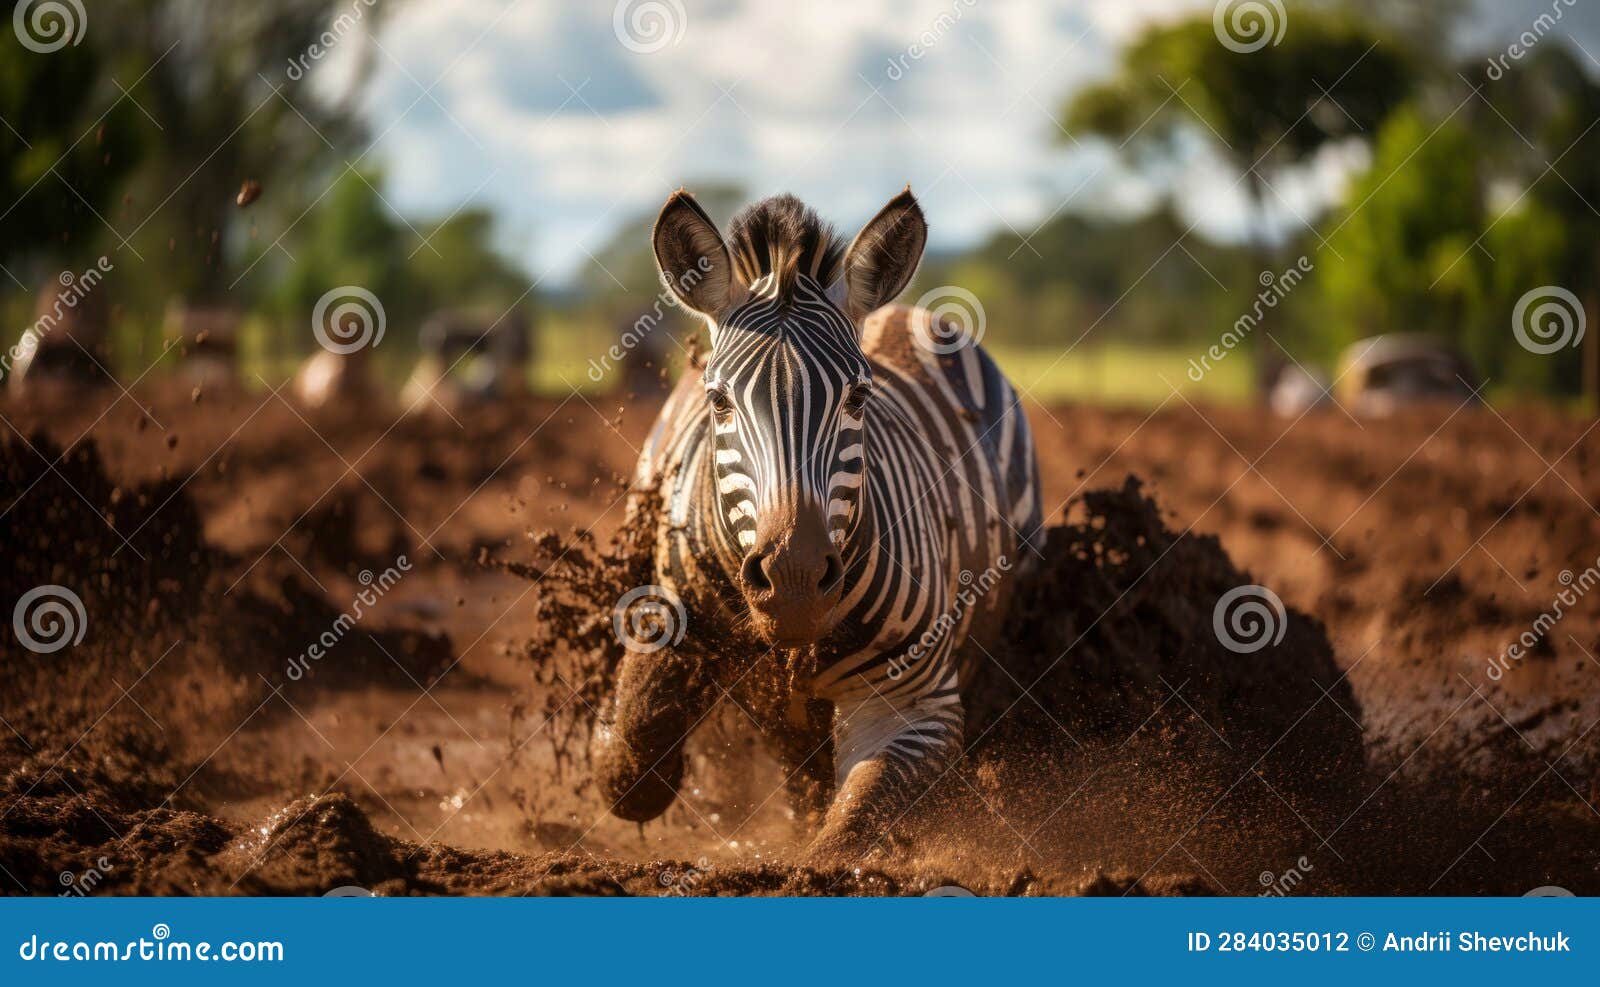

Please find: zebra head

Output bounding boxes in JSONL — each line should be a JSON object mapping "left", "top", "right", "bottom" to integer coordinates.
{"left": 653, "top": 190, "right": 927, "bottom": 647}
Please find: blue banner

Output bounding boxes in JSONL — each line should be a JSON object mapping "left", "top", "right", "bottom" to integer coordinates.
{"left": 0, "top": 896, "right": 1590, "bottom": 984}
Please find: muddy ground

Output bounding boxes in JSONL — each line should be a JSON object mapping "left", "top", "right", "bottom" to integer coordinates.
{"left": 1, "top": 377, "right": 1597, "bottom": 896}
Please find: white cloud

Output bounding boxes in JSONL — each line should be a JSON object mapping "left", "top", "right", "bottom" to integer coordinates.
{"left": 321, "top": 0, "right": 1597, "bottom": 282}
{"left": 329, "top": 0, "right": 1185, "bottom": 280}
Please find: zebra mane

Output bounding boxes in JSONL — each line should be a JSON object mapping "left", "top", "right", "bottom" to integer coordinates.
{"left": 726, "top": 195, "right": 845, "bottom": 298}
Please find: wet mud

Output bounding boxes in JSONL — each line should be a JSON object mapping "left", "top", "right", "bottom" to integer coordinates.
{"left": 2, "top": 385, "right": 1596, "bottom": 895}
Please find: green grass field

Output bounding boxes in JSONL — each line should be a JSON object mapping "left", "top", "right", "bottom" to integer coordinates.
{"left": 537, "top": 318, "right": 1257, "bottom": 408}
{"left": 986, "top": 341, "right": 1255, "bottom": 407}
{"left": 101, "top": 313, "right": 1255, "bottom": 410}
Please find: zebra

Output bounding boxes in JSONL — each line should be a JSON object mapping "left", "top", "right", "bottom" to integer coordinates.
{"left": 592, "top": 188, "right": 1042, "bottom": 859}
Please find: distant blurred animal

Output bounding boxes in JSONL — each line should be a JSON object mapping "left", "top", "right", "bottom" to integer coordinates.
{"left": 400, "top": 310, "right": 531, "bottom": 415}
{"left": 609, "top": 308, "right": 677, "bottom": 399}
{"left": 292, "top": 347, "right": 378, "bottom": 409}
{"left": 7, "top": 277, "right": 112, "bottom": 397}
{"left": 1266, "top": 363, "right": 1332, "bottom": 417}
{"left": 1334, "top": 334, "right": 1480, "bottom": 417}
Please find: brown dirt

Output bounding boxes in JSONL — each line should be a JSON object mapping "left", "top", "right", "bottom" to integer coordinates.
{"left": 1, "top": 382, "right": 1596, "bottom": 896}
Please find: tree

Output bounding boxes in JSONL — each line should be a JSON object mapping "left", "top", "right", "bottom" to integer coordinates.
{"left": 259, "top": 169, "right": 533, "bottom": 369}
{"left": 407, "top": 210, "right": 532, "bottom": 318}
{"left": 1465, "top": 45, "right": 1600, "bottom": 402}
{"left": 1312, "top": 107, "right": 1484, "bottom": 359}
{"left": 0, "top": 29, "right": 141, "bottom": 283}
{"left": 1311, "top": 92, "right": 1588, "bottom": 398}
{"left": 1063, "top": 6, "right": 1415, "bottom": 241}
{"left": 93, "top": 0, "right": 383, "bottom": 303}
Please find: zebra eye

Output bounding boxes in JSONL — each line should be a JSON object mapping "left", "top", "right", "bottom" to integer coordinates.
{"left": 707, "top": 388, "right": 733, "bottom": 419}
{"left": 842, "top": 383, "right": 871, "bottom": 417}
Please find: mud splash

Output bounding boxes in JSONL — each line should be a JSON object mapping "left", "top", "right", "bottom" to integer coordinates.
{"left": 3, "top": 390, "right": 1597, "bottom": 896}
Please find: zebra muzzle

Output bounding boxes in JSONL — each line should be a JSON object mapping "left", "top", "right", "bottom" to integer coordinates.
{"left": 740, "top": 506, "right": 845, "bottom": 647}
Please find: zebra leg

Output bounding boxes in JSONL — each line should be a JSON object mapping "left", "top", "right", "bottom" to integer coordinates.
{"left": 807, "top": 689, "right": 963, "bottom": 861}
{"left": 591, "top": 647, "right": 715, "bottom": 822}
{"left": 759, "top": 695, "right": 835, "bottom": 833}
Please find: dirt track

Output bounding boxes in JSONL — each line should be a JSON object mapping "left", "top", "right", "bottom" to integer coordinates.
{"left": 2, "top": 379, "right": 1597, "bottom": 896}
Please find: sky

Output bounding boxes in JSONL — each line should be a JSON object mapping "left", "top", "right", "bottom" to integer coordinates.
{"left": 319, "top": 0, "right": 1600, "bottom": 285}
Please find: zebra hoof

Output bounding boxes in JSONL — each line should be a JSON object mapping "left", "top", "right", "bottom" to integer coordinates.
{"left": 594, "top": 733, "right": 684, "bottom": 822}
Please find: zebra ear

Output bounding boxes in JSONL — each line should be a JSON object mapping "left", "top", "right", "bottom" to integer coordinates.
{"left": 653, "top": 190, "right": 738, "bottom": 320}
{"left": 837, "top": 188, "right": 927, "bottom": 321}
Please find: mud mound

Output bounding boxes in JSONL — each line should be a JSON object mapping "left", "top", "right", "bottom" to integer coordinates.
{"left": 2, "top": 431, "right": 214, "bottom": 643}
{"left": 0, "top": 434, "right": 450, "bottom": 707}
{"left": 975, "top": 477, "right": 1362, "bottom": 795}
{"left": 221, "top": 794, "right": 439, "bottom": 896}
{"left": 1, "top": 431, "right": 454, "bottom": 895}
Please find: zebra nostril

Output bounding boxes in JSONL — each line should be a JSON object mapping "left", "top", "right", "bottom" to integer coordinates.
{"left": 818, "top": 553, "right": 843, "bottom": 593}
{"left": 741, "top": 551, "right": 773, "bottom": 593}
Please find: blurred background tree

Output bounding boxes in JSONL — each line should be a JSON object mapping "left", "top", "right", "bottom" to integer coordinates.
{"left": 1063, "top": 6, "right": 1416, "bottom": 246}
{"left": 0, "top": 28, "right": 141, "bottom": 286}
